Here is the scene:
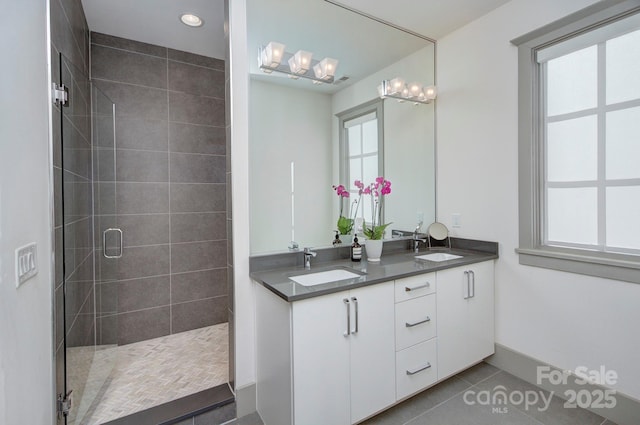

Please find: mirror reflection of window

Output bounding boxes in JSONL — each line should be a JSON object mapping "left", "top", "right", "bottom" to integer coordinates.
{"left": 339, "top": 101, "right": 384, "bottom": 224}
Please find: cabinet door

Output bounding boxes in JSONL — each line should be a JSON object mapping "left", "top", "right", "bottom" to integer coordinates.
{"left": 466, "top": 261, "right": 495, "bottom": 364}
{"left": 437, "top": 261, "right": 495, "bottom": 380}
{"left": 349, "top": 282, "right": 396, "bottom": 423}
{"left": 436, "top": 266, "right": 470, "bottom": 380}
{"left": 292, "top": 292, "right": 351, "bottom": 425}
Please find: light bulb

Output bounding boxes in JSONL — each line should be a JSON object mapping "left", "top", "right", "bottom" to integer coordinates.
{"left": 424, "top": 85, "right": 437, "bottom": 100}
{"left": 409, "top": 82, "right": 422, "bottom": 98}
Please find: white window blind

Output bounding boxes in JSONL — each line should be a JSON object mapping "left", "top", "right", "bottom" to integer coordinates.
{"left": 540, "top": 13, "right": 640, "bottom": 255}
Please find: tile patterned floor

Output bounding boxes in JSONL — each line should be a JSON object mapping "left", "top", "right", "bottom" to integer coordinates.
{"left": 72, "top": 323, "right": 228, "bottom": 425}
{"left": 362, "top": 362, "right": 616, "bottom": 425}
{"left": 206, "top": 362, "right": 616, "bottom": 425}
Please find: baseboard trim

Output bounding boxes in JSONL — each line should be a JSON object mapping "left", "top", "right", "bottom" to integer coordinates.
{"left": 486, "top": 343, "right": 640, "bottom": 425}
{"left": 236, "top": 383, "right": 257, "bottom": 418}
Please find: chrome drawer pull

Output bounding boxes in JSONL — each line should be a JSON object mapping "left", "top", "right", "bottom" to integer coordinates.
{"left": 343, "top": 298, "right": 351, "bottom": 337}
{"left": 463, "top": 271, "right": 471, "bottom": 299}
{"left": 406, "top": 362, "right": 432, "bottom": 375}
{"left": 405, "top": 317, "right": 431, "bottom": 328}
{"left": 470, "top": 270, "right": 475, "bottom": 298}
{"left": 405, "top": 282, "right": 430, "bottom": 292}
{"left": 351, "top": 297, "right": 359, "bottom": 334}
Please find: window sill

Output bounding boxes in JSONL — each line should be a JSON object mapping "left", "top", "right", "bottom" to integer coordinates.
{"left": 516, "top": 246, "right": 640, "bottom": 284}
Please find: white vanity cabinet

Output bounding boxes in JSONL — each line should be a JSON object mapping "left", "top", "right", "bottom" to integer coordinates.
{"left": 255, "top": 281, "right": 395, "bottom": 425}
{"left": 436, "top": 260, "right": 495, "bottom": 380}
{"left": 255, "top": 258, "right": 496, "bottom": 425}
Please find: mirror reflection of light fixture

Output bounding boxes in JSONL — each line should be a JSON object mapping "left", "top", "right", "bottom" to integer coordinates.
{"left": 258, "top": 42, "right": 339, "bottom": 84}
{"left": 388, "top": 77, "right": 405, "bottom": 95}
{"left": 378, "top": 79, "right": 437, "bottom": 105}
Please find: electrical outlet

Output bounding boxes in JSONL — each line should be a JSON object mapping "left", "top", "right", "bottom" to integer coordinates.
{"left": 16, "top": 243, "right": 38, "bottom": 287}
{"left": 452, "top": 213, "right": 461, "bottom": 228}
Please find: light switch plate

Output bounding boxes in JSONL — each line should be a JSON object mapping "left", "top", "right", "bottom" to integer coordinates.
{"left": 16, "top": 242, "right": 38, "bottom": 287}
{"left": 452, "top": 213, "right": 461, "bottom": 228}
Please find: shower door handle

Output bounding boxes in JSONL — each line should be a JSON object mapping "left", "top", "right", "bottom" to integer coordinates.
{"left": 103, "top": 228, "right": 123, "bottom": 259}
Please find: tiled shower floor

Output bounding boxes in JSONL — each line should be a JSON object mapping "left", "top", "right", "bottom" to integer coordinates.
{"left": 72, "top": 323, "right": 228, "bottom": 425}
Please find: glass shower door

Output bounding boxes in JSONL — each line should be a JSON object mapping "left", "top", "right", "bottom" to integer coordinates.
{"left": 58, "top": 53, "right": 117, "bottom": 425}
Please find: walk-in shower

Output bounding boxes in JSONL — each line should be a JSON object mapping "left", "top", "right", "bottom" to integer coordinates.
{"left": 54, "top": 30, "right": 231, "bottom": 424}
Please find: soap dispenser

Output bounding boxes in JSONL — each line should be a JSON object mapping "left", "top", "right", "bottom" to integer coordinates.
{"left": 351, "top": 234, "right": 362, "bottom": 262}
{"left": 333, "top": 231, "right": 342, "bottom": 246}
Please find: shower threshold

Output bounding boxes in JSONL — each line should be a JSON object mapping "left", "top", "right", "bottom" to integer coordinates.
{"left": 78, "top": 323, "right": 229, "bottom": 425}
{"left": 101, "top": 383, "right": 234, "bottom": 425}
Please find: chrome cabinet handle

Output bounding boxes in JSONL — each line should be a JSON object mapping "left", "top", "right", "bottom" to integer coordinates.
{"left": 406, "top": 362, "right": 432, "bottom": 375}
{"left": 405, "top": 316, "right": 431, "bottom": 328}
{"left": 351, "top": 297, "right": 358, "bottom": 334}
{"left": 103, "top": 228, "right": 123, "bottom": 259}
{"left": 470, "top": 270, "right": 475, "bottom": 298}
{"left": 405, "top": 282, "right": 430, "bottom": 292}
{"left": 463, "top": 270, "right": 470, "bottom": 299}
{"left": 344, "top": 298, "right": 351, "bottom": 336}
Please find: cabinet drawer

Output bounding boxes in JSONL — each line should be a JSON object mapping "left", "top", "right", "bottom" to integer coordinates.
{"left": 395, "top": 273, "right": 435, "bottom": 302}
{"left": 396, "top": 339, "right": 438, "bottom": 400}
{"left": 395, "top": 294, "right": 436, "bottom": 350}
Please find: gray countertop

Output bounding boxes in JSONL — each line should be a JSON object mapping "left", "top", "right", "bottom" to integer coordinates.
{"left": 251, "top": 244, "right": 498, "bottom": 302}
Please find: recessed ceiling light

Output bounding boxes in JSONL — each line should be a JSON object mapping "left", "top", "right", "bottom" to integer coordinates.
{"left": 180, "top": 13, "right": 203, "bottom": 27}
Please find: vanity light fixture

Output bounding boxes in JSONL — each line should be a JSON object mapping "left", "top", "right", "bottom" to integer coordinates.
{"left": 180, "top": 13, "right": 203, "bottom": 27}
{"left": 378, "top": 79, "right": 437, "bottom": 105}
{"left": 288, "top": 50, "right": 313, "bottom": 75}
{"left": 258, "top": 42, "right": 339, "bottom": 84}
{"left": 260, "top": 42, "right": 285, "bottom": 72}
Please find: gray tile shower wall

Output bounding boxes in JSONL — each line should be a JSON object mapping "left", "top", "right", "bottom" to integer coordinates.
{"left": 91, "top": 32, "right": 228, "bottom": 345}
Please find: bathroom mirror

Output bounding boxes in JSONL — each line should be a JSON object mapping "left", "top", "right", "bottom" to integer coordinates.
{"left": 248, "top": 0, "right": 435, "bottom": 253}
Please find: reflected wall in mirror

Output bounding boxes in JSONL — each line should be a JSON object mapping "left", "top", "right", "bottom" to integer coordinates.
{"left": 248, "top": 0, "right": 435, "bottom": 254}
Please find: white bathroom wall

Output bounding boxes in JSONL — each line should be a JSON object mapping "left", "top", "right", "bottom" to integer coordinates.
{"left": 249, "top": 80, "right": 333, "bottom": 253}
{"left": 0, "top": 0, "right": 54, "bottom": 423}
{"left": 332, "top": 46, "right": 436, "bottom": 233}
{"left": 437, "top": 0, "right": 640, "bottom": 399}
{"left": 229, "top": 0, "right": 257, "bottom": 394}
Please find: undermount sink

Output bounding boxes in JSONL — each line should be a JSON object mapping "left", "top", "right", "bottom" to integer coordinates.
{"left": 289, "top": 269, "right": 362, "bottom": 287}
{"left": 415, "top": 253, "right": 463, "bottom": 262}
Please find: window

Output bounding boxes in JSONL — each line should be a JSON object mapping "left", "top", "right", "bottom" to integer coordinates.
{"left": 514, "top": 0, "right": 640, "bottom": 283}
{"left": 337, "top": 100, "right": 384, "bottom": 223}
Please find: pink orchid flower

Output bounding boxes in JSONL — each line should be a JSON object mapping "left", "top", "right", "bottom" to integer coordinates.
{"left": 333, "top": 184, "right": 350, "bottom": 197}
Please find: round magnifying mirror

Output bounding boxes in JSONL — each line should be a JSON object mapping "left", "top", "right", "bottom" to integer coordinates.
{"left": 427, "top": 222, "right": 449, "bottom": 241}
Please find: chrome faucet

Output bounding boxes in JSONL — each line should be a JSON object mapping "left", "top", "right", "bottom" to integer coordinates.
{"left": 303, "top": 247, "right": 317, "bottom": 269}
{"left": 413, "top": 223, "right": 426, "bottom": 254}
{"left": 412, "top": 236, "right": 427, "bottom": 253}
